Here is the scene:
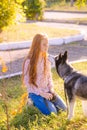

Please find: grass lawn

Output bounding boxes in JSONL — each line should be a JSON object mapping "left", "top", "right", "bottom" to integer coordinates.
{"left": 0, "top": 23, "right": 80, "bottom": 43}
{"left": 46, "top": 1, "right": 87, "bottom": 12}
{"left": 63, "top": 18, "right": 87, "bottom": 24}
{"left": 67, "top": 18, "right": 87, "bottom": 21}
{"left": 0, "top": 61, "right": 87, "bottom": 130}
{"left": 45, "top": 1, "right": 87, "bottom": 24}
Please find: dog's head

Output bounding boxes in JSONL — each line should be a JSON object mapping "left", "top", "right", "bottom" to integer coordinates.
{"left": 55, "top": 51, "right": 72, "bottom": 78}
{"left": 55, "top": 51, "right": 67, "bottom": 67}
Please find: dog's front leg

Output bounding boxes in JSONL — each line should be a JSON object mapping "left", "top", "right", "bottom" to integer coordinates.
{"left": 68, "top": 99, "right": 75, "bottom": 120}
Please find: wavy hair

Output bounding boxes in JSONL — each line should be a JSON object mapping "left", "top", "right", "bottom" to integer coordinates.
{"left": 22, "top": 33, "right": 48, "bottom": 87}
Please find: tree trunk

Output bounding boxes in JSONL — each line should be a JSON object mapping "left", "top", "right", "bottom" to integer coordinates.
{"left": 70, "top": 0, "right": 74, "bottom": 6}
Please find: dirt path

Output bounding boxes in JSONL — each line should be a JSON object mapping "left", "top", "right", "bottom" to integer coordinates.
{"left": 0, "top": 40, "right": 87, "bottom": 77}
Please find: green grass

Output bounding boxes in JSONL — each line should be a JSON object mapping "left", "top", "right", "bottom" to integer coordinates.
{"left": 0, "top": 23, "right": 79, "bottom": 43}
{"left": 63, "top": 18, "right": 87, "bottom": 24}
{"left": 0, "top": 61, "right": 87, "bottom": 130}
{"left": 67, "top": 17, "right": 87, "bottom": 21}
{"left": 46, "top": 1, "right": 87, "bottom": 12}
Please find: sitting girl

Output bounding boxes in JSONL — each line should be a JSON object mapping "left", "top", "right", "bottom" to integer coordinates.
{"left": 22, "top": 33, "right": 66, "bottom": 115}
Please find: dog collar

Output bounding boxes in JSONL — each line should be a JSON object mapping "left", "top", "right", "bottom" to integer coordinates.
{"left": 64, "top": 71, "right": 80, "bottom": 84}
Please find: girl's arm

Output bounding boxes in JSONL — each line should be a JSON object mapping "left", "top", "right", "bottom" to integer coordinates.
{"left": 23, "top": 59, "right": 30, "bottom": 87}
{"left": 47, "top": 60, "right": 56, "bottom": 95}
{"left": 47, "top": 60, "right": 54, "bottom": 90}
{"left": 23, "top": 59, "right": 53, "bottom": 100}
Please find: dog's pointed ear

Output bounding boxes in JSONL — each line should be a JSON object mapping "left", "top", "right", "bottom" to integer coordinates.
{"left": 59, "top": 53, "right": 62, "bottom": 59}
{"left": 64, "top": 51, "right": 67, "bottom": 60}
{"left": 62, "top": 51, "right": 67, "bottom": 63}
{"left": 55, "top": 53, "right": 62, "bottom": 60}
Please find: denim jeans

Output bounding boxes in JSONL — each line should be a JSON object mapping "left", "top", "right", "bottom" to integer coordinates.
{"left": 29, "top": 93, "right": 67, "bottom": 115}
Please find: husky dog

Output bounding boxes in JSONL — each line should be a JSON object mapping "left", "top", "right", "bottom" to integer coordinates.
{"left": 55, "top": 51, "right": 87, "bottom": 120}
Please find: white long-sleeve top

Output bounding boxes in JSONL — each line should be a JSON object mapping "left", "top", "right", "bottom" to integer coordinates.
{"left": 23, "top": 57, "right": 54, "bottom": 95}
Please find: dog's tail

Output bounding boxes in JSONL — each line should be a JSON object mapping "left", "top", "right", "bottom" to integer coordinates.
{"left": 64, "top": 86, "right": 69, "bottom": 116}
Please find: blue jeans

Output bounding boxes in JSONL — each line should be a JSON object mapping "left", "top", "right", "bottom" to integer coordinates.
{"left": 29, "top": 93, "right": 66, "bottom": 115}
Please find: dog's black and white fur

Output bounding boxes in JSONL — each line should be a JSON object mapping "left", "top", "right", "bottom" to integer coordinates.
{"left": 55, "top": 51, "right": 87, "bottom": 120}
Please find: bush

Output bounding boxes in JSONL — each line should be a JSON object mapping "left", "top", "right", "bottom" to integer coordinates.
{"left": 11, "top": 106, "right": 43, "bottom": 129}
{"left": 45, "top": 0, "right": 65, "bottom": 7}
{"left": 23, "top": 0, "right": 46, "bottom": 20}
{"left": 0, "top": 0, "right": 15, "bottom": 31}
{"left": 0, "top": 0, "right": 25, "bottom": 32}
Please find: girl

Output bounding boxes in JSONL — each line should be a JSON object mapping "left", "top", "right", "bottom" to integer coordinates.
{"left": 22, "top": 33, "right": 66, "bottom": 115}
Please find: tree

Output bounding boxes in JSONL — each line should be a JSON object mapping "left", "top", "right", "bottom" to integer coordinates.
{"left": 23, "top": 0, "right": 45, "bottom": 20}
{"left": 76, "top": 0, "right": 87, "bottom": 8}
{"left": 0, "top": 0, "right": 25, "bottom": 32}
{"left": 67, "top": 0, "right": 87, "bottom": 7}
{"left": 70, "top": 0, "right": 74, "bottom": 6}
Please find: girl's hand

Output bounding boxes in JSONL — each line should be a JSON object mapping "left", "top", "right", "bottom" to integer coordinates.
{"left": 45, "top": 92, "right": 53, "bottom": 100}
{"left": 40, "top": 92, "right": 53, "bottom": 100}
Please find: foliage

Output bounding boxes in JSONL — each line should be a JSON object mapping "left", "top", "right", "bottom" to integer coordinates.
{"left": 45, "top": 0, "right": 63, "bottom": 7}
{"left": 0, "top": 57, "right": 8, "bottom": 72}
{"left": 0, "top": 0, "right": 25, "bottom": 32}
{"left": 0, "top": 76, "right": 25, "bottom": 130}
{"left": 76, "top": 0, "right": 87, "bottom": 8}
{"left": 11, "top": 93, "right": 28, "bottom": 116}
{"left": 0, "top": 0, "right": 15, "bottom": 31}
{"left": 22, "top": 0, "right": 46, "bottom": 20}
{"left": 0, "top": 57, "right": 26, "bottom": 130}
{"left": 15, "top": 0, "right": 25, "bottom": 4}
{"left": 0, "top": 61, "right": 87, "bottom": 129}
{"left": 0, "top": 57, "right": 9, "bottom": 130}
{"left": 45, "top": 0, "right": 87, "bottom": 8}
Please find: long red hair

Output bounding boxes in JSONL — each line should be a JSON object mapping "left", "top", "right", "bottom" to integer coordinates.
{"left": 22, "top": 33, "right": 48, "bottom": 87}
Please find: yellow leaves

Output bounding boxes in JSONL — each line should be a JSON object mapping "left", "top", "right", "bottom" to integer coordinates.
{"left": 11, "top": 92, "right": 28, "bottom": 116}
{"left": 16, "top": 0, "right": 25, "bottom": 4}
{"left": 11, "top": 109, "right": 17, "bottom": 116}
{"left": 0, "top": 57, "right": 8, "bottom": 73}
{"left": 76, "top": 0, "right": 86, "bottom": 9}
{"left": 2, "top": 65, "right": 8, "bottom": 73}
{"left": 20, "top": 92, "right": 28, "bottom": 108}
{"left": 21, "top": 92, "right": 28, "bottom": 100}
